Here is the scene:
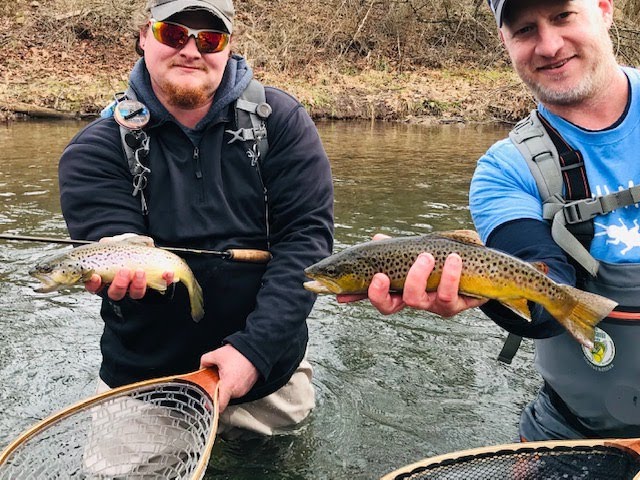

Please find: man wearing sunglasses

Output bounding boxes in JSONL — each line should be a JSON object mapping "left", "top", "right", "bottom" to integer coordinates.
{"left": 58, "top": 0, "right": 333, "bottom": 448}
{"left": 339, "top": 0, "right": 640, "bottom": 446}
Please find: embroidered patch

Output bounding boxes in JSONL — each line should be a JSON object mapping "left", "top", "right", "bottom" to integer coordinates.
{"left": 582, "top": 327, "right": 615, "bottom": 370}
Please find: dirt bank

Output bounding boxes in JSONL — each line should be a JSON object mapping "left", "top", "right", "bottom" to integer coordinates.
{"left": 1, "top": 0, "right": 638, "bottom": 124}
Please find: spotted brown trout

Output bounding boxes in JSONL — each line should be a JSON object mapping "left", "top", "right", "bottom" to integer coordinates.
{"left": 30, "top": 239, "right": 204, "bottom": 322}
{"left": 303, "top": 230, "right": 618, "bottom": 349}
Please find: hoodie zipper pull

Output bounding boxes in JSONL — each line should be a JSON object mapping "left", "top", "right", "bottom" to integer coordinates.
{"left": 193, "top": 147, "right": 203, "bottom": 179}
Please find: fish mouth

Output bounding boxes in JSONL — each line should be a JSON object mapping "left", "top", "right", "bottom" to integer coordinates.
{"left": 303, "top": 279, "right": 344, "bottom": 294}
{"left": 29, "top": 273, "right": 61, "bottom": 293}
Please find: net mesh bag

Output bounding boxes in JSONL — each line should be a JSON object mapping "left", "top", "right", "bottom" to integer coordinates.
{"left": 388, "top": 444, "right": 640, "bottom": 480}
{"left": 0, "top": 379, "right": 216, "bottom": 480}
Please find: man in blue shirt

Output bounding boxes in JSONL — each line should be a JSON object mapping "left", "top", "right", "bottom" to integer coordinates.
{"left": 341, "top": 0, "right": 640, "bottom": 441}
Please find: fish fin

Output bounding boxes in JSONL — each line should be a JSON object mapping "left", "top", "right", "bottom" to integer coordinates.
{"left": 146, "top": 278, "right": 168, "bottom": 293}
{"left": 459, "top": 291, "right": 485, "bottom": 300}
{"left": 175, "top": 272, "right": 204, "bottom": 322}
{"left": 188, "top": 279, "right": 205, "bottom": 322}
{"left": 436, "top": 230, "right": 484, "bottom": 246}
{"left": 80, "top": 270, "right": 96, "bottom": 283}
{"left": 499, "top": 298, "right": 532, "bottom": 321}
{"left": 114, "top": 235, "right": 155, "bottom": 247}
{"left": 530, "top": 261, "right": 549, "bottom": 275}
{"left": 556, "top": 286, "right": 618, "bottom": 349}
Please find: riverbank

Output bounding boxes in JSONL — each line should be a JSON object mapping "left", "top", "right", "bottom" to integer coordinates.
{"left": 1, "top": 0, "right": 638, "bottom": 125}
{"left": 0, "top": 36, "right": 531, "bottom": 125}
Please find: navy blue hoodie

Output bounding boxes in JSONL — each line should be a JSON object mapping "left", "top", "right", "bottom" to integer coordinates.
{"left": 59, "top": 55, "right": 334, "bottom": 403}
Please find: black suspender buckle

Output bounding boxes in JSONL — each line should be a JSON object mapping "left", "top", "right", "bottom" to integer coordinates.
{"left": 563, "top": 198, "right": 604, "bottom": 224}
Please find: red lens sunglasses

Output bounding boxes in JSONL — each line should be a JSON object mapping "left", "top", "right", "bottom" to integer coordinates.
{"left": 150, "top": 19, "right": 230, "bottom": 54}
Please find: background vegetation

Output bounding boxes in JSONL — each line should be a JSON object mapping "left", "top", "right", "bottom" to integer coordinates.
{"left": 1, "top": 0, "right": 640, "bottom": 123}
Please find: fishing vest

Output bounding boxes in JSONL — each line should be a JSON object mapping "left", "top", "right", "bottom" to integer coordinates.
{"left": 503, "top": 110, "right": 640, "bottom": 437}
{"left": 103, "top": 79, "right": 272, "bottom": 217}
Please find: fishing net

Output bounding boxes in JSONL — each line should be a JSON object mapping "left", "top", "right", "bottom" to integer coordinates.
{"left": 0, "top": 373, "right": 218, "bottom": 480}
{"left": 383, "top": 442, "right": 640, "bottom": 480}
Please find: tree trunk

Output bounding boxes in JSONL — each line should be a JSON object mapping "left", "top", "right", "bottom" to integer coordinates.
{"left": 0, "top": 101, "right": 78, "bottom": 120}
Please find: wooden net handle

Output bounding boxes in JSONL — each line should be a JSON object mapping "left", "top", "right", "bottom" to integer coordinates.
{"left": 182, "top": 368, "right": 220, "bottom": 399}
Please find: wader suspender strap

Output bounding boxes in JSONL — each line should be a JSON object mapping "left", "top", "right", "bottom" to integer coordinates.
{"left": 500, "top": 110, "right": 640, "bottom": 363}
{"left": 509, "top": 110, "right": 600, "bottom": 276}
{"left": 512, "top": 111, "right": 640, "bottom": 272}
{"left": 225, "top": 79, "right": 273, "bottom": 248}
{"left": 496, "top": 333, "right": 523, "bottom": 365}
{"left": 499, "top": 110, "right": 592, "bottom": 363}
{"left": 500, "top": 110, "right": 640, "bottom": 362}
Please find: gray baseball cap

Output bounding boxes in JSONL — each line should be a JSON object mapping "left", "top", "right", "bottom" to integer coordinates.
{"left": 148, "top": 0, "right": 234, "bottom": 33}
{"left": 487, "top": 0, "right": 508, "bottom": 27}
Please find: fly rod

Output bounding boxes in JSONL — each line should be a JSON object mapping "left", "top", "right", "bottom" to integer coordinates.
{"left": 0, "top": 234, "right": 272, "bottom": 264}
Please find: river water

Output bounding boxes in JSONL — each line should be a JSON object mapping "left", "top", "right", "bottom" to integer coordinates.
{"left": 0, "top": 119, "right": 540, "bottom": 479}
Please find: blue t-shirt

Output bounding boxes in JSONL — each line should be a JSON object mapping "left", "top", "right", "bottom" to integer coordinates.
{"left": 470, "top": 66, "right": 640, "bottom": 265}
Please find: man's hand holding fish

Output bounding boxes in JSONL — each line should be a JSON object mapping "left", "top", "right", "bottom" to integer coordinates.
{"left": 85, "top": 267, "right": 175, "bottom": 302}
{"left": 337, "top": 234, "right": 487, "bottom": 316}
{"left": 83, "top": 233, "right": 174, "bottom": 301}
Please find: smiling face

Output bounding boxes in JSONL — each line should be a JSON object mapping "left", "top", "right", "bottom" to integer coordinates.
{"left": 500, "top": 0, "right": 616, "bottom": 108}
{"left": 139, "top": 10, "right": 231, "bottom": 110}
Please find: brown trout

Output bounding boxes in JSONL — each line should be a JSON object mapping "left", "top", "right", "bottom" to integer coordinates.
{"left": 303, "top": 230, "right": 618, "bottom": 348}
{"left": 30, "top": 239, "right": 204, "bottom": 322}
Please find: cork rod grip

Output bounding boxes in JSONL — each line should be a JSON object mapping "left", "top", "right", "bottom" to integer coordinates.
{"left": 226, "top": 249, "right": 272, "bottom": 263}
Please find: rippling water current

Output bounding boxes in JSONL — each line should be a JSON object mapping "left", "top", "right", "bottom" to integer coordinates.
{"left": 0, "top": 119, "right": 539, "bottom": 479}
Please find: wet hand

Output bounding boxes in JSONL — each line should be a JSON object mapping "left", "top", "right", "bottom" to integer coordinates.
{"left": 200, "top": 345, "right": 260, "bottom": 412}
{"left": 394, "top": 252, "right": 487, "bottom": 317}
{"left": 84, "top": 270, "right": 174, "bottom": 300}
{"left": 342, "top": 252, "right": 487, "bottom": 316}
{"left": 108, "top": 269, "right": 147, "bottom": 300}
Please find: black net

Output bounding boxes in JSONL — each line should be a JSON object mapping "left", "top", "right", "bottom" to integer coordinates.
{"left": 391, "top": 445, "right": 640, "bottom": 480}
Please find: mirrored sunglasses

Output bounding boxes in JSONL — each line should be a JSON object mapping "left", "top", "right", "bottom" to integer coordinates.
{"left": 150, "top": 20, "right": 230, "bottom": 54}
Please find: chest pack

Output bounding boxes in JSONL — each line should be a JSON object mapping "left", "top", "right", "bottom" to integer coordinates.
{"left": 497, "top": 110, "right": 640, "bottom": 363}
{"left": 107, "top": 79, "right": 271, "bottom": 216}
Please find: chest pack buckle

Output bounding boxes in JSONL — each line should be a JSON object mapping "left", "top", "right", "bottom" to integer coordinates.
{"left": 225, "top": 79, "right": 273, "bottom": 248}
{"left": 225, "top": 79, "right": 272, "bottom": 160}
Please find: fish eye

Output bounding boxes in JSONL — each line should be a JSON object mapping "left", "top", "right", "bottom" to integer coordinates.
{"left": 325, "top": 265, "right": 338, "bottom": 276}
{"left": 38, "top": 265, "right": 53, "bottom": 274}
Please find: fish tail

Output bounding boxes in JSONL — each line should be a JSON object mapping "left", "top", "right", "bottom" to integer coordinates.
{"left": 185, "top": 277, "right": 205, "bottom": 322}
{"left": 556, "top": 286, "right": 618, "bottom": 349}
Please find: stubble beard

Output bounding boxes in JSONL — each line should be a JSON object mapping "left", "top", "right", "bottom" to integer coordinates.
{"left": 515, "top": 31, "right": 615, "bottom": 107}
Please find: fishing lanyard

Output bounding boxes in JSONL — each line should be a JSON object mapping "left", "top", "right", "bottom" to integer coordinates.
{"left": 113, "top": 93, "right": 152, "bottom": 215}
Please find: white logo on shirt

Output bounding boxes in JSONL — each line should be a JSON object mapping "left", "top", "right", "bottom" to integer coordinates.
{"left": 594, "top": 218, "right": 640, "bottom": 255}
